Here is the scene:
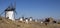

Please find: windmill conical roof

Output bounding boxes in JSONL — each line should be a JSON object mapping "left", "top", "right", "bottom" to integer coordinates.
{"left": 5, "top": 6, "right": 15, "bottom": 11}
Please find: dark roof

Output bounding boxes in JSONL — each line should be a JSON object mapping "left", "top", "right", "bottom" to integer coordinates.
{"left": 5, "top": 8, "right": 15, "bottom": 11}
{"left": 5, "top": 6, "right": 15, "bottom": 11}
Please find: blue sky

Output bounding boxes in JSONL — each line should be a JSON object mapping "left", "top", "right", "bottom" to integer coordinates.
{"left": 0, "top": 0, "right": 60, "bottom": 19}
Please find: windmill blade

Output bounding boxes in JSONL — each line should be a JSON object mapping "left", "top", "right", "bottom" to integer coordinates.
{"left": 0, "top": 11, "right": 5, "bottom": 16}
{"left": 13, "top": 0, "right": 16, "bottom": 10}
{"left": 15, "top": 11, "right": 17, "bottom": 15}
{"left": 14, "top": 0, "right": 17, "bottom": 15}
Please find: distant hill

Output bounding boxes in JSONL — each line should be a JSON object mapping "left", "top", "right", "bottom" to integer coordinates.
{"left": 0, "top": 17, "right": 60, "bottom": 28}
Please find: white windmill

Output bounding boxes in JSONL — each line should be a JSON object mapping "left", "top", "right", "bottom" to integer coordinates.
{"left": 20, "top": 16, "right": 24, "bottom": 21}
{"left": 29, "top": 17, "right": 33, "bottom": 21}
{"left": 0, "top": 0, "right": 17, "bottom": 21}
{"left": 19, "top": 15, "right": 25, "bottom": 21}
{"left": 25, "top": 18, "right": 29, "bottom": 24}
{"left": 0, "top": 4, "right": 17, "bottom": 20}
{"left": 5, "top": 3, "right": 17, "bottom": 21}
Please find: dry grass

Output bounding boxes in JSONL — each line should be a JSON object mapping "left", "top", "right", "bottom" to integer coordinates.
{"left": 0, "top": 17, "right": 60, "bottom": 28}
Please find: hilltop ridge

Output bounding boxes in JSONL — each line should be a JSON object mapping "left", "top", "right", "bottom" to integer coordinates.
{"left": 0, "top": 17, "right": 60, "bottom": 28}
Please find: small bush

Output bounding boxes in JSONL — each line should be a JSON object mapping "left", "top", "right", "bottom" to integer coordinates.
{"left": 17, "top": 25, "right": 20, "bottom": 27}
{"left": 58, "top": 22, "right": 60, "bottom": 24}
{"left": 0, "top": 17, "right": 2, "bottom": 20}
{"left": 53, "top": 21, "right": 56, "bottom": 23}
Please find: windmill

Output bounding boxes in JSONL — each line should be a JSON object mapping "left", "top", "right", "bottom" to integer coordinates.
{"left": 20, "top": 15, "right": 24, "bottom": 21}
{"left": 5, "top": 2, "right": 17, "bottom": 21}
{"left": 0, "top": 1, "right": 17, "bottom": 21}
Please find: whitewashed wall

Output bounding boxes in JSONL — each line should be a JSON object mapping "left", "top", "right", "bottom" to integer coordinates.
{"left": 5, "top": 11, "right": 15, "bottom": 20}
{"left": 20, "top": 18, "right": 23, "bottom": 21}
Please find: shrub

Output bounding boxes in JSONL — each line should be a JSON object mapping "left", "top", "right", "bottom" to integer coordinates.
{"left": 0, "top": 17, "right": 2, "bottom": 20}
{"left": 17, "top": 25, "right": 20, "bottom": 27}
{"left": 58, "top": 22, "right": 60, "bottom": 24}
{"left": 53, "top": 21, "right": 56, "bottom": 23}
